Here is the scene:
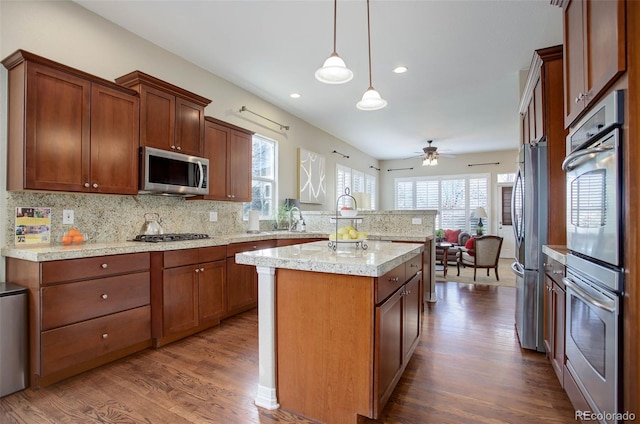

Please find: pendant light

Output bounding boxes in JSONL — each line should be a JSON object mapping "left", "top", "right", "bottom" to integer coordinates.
{"left": 357, "top": 0, "right": 387, "bottom": 111}
{"left": 315, "top": 0, "right": 353, "bottom": 84}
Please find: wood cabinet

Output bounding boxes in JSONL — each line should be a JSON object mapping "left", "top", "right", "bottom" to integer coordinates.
{"left": 276, "top": 252, "right": 423, "bottom": 423}
{"left": 543, "top": 255, "right": 566, "bottom": 387}
{"left": 226, "top": 240, "right": 276, "bottom": 317}
{"left": 150, "top": 246, "right": 226, "bottom": 347}
{"left": 115, "top": 71, "right": 211, "bottom": 157}
{"left": 519, "top": 45, "right": 567, "bottom": 246}
{"left": 202, "top": 117, "right": 254, "bottom": 202}
{"left": 5, "top": 252, "right": 151, "bottom": 388}
{"left": 561, "top": 0, "right": 626, "bottom": 127}
{"left": 275, "top": 238, "right": 323, "bottom": 247}
{"left": 2, "top": 50, "right": 139, "bottom": 195}
{"left": 374, "top": 253, "right": 422, "bottom": 416}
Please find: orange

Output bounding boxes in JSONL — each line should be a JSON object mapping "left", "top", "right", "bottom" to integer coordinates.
{"left": 68, "top": 228, "right": 81, "bottom": 236}
{"left": 72, "top": 234, "right": 85, "bottom": 244}
{"left": 61, "top": 235, "right": 72, "bottom": 245}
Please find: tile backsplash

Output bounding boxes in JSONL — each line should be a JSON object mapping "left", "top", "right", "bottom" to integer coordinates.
{"left": 5, "top": 191, "right": 436, "bottom": 246}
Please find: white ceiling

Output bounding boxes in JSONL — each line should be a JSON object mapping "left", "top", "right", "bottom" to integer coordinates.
{"left": 75, "top": 0, "right": 563, "bottom": 161}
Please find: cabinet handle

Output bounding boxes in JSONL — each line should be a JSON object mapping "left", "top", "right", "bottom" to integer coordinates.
{"left": 176, "top": 146, "right": 182, "bottom": 151}
{"left": 84, "top": 182, "right": 90, "bottom": 188}
{"left": 171, "top": 145, "right": 176, "bottom": 149}
{"left": 552, "top": 270, "right": 563, "bottom": 275}
{"left": 101, "top": 294, "right": 108, "bottom": 300}
{"left": 195, "top": 268, "right": 200, "bottom": 273}
{"left": 389, "top": 276, "right": 399, "bottom": 283}
{"left": 101, "top": 263, "right": 108, "bottom": 269}
{"left": 200, "top": 267, "right": 205, "bottom": 272}
{"left": 102, "top": 333, "right": 109, "bottom": 339}
{"left": 410, "top": 263, "right": 419, "bottom": 268}
{"left": 92, "top": 183, "right": 98, "bottom": 188}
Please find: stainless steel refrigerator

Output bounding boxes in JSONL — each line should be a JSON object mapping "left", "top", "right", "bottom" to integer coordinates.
{"left": 511, "top": 138, "right": 547, "bottom": 352}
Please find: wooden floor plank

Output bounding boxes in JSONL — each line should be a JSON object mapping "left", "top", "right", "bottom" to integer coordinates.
{"left": 0, "top": 282, "right": 575, "bottom": 423}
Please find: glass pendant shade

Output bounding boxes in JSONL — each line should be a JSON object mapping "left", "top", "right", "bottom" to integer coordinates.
{"left": 315, "top": 53, "right": 353, "bottom": 84}
{"left": 422, "top": 155, "right": 438, "bottom": 166}
{"left": 356, "top": 87, "right": 387, "bottom": 110}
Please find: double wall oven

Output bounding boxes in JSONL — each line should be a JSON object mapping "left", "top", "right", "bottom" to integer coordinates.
{"left": 562, "top": 90, "right": 623, "bottom": 423}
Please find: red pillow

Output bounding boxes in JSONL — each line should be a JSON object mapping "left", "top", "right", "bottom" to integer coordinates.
{"left": 465, "top": 237, "right": 475, "bottom": 256}
{"left": 444, "top": 229, "right": 461, "bottom": 244}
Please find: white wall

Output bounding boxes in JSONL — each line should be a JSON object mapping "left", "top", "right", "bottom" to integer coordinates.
{"left": 378, "top": 149, "right": 519, "bottom": 232}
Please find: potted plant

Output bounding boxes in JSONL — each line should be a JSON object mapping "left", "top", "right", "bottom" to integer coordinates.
{"left": 435, "top": 228, "right": 444, "bottom": 242}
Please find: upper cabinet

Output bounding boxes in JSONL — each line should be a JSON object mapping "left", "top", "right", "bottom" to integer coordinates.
{"left": 519, "top": 45, "right": 567, "bottom": 246}
{"left": 115, "top": 71, "right": 211, "bottom": 157}
{"left": 561, "top": 0, "right": 626, "bottom": 128}
{"left": 202, "top": 117, "right": 253, "bottom": 202}
{"left": 2, "top": 50, "right": 139, "bottom": 195}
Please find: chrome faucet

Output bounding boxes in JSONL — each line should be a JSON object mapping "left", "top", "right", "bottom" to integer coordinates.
{"left": 288, "top": 207, "right": 305, "bottom": 232}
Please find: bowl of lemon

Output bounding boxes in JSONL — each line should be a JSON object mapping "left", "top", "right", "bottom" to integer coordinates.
{"left": 328, "top": 225, "right": 368, "bottom": 243}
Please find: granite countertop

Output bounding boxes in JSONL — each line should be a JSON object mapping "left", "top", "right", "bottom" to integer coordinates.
{"left": 542, "top": 245, "right": 569, "bottom": 265}
{"left": 235, "top": 240, "right": 424, "bottom": 277}
{"left": 1, "top": 231, "right": 431, "bottom": 262}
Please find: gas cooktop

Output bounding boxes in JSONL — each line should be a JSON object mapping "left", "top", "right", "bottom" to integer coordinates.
{"left": 132, "top": 233, "right": 210, "bottom": 243}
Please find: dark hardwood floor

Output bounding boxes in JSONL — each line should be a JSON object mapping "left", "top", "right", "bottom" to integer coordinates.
{"left": 0, "top": 282, "right": 576, "bottom": 423}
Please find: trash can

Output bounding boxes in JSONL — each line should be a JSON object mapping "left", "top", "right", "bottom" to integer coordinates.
{"left": 0, "top": 282, "right": 28, "bottom": 397}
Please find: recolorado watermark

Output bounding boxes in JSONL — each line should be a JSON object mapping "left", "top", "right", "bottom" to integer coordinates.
{"left": 575, "top": 410, "right": 636, "bottom": 421}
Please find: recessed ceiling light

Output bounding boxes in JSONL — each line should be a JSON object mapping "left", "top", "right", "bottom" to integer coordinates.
{"left": 290, "top": 93, "right": 301, "bottom": 99}
{"left": 393, "top": 66, "right": 408, "bottom": 74}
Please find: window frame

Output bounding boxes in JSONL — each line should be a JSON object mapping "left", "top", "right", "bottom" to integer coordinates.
{"left": 244, "top": 134, "right": 277, "bottom": 220}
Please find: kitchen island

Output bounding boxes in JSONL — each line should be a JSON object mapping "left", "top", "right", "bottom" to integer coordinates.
{"left": 236, "top": 240, "right": 424, "bottom": 423}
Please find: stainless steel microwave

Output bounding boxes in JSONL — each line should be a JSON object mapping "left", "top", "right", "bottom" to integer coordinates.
{"left": 139, "top": 146, "right": 209, "bottom": 196}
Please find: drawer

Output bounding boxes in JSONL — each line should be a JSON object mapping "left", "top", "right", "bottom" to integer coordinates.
{"left": 544, "top": 256, "right": 565, "bottom": 286}
{"left": 199, "top": 246, "right": 226, "bottom": 263}
{"left": 405, "top": 253, "right": 423, "bottom": 278}
{"left": 42, "top": 252, "right": 150, "bottom": 285}
{"left": 163, "top": 249, "right": 199, "bottom": 268}
{"left": 41, "top": 272, "right": 150, "bottom": 330}
{"left": 227, "top": 240, "right": 276, "bottom": 257}
{"left": 41, "top": 305, "right": 151, "bottom": 376}
{"left": 375, "top": 262, "right": 407, "bottom": 304}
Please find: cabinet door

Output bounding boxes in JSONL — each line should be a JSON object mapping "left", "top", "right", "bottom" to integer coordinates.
{"left": 203, "top": 120, "right": 228, "bottom": 200}
{"left": 375, "top": 288, "right": 403, "bottom": 415}
{"left": 227, "top": 130, "right": 252, "bottom": 201}
{"left": 90, "top": 84, "right": 139, "bottom": 194}
{"left": 226, "top": 257, "right": 258, "bottom": 317}
{"left": 563, "top": 0, "right": 585, "bottom": 126}
{"left": 175, "top": 97, "right": 204, "bottom": 156}
{"left": 25, "top": 63, "right": 90, "bottom": 191}
{"left": 552, "top": 283, "right": 566, "bottom": 385}
{"left": 198, "top": 260, "right": 226, "bottom": 325}
{"left": 139, "top": 85, "right": 175, "bottom": 151}
{"left": 162, "top": 265, "right": 198, "bottom": 335}
{"left": 585, "top": 0, "right": 626, "bottom": 104}
{"left": 543, "top": 275, "right": 553, "bottom": 355}
{"left": 403, "top": 275, "right": 421, "bottom": 363}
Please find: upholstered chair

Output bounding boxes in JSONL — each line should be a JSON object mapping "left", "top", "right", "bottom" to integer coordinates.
{"left": 456, "top": 235, "right": 504, "bottom": 281}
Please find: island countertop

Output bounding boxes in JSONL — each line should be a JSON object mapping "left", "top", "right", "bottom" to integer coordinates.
{"left": 235, "top": 240, "right": 424, "bottom": 277}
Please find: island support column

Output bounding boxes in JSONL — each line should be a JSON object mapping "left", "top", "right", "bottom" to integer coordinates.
{"left": 254, "top": 266, "right": 280, "bottom": 410}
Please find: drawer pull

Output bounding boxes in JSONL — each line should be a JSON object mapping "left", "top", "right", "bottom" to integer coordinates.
{"left": 553, "top": 270, "right": 564, "bottom": 275}
{"left": 102, "top": 333, "right": 109, "bottom": 339}
{"left": 410, "top": 263, "right": 419, "bottom": 268}
{"left": 101, "top": 263, "right": 108, "bottom": 269}
{"left": 389, "top": 276, "right": 399, "bottom": 283}
{"left": 101, "top": 294, "right": 108, "bottom": 300}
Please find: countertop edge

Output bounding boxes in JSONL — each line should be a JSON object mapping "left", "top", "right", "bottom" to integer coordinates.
{"left": 542, "top": 245, "right": 569, "bottom": 265}
{"left": 2, "top": 232, "right": 431, "bottom": 262}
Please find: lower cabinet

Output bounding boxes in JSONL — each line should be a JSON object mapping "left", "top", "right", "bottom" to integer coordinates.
{"left": 6, "top": 253, "right": 152, "bottom": 388}
{"left": 276, "top": 251, "right": 424, "bottom": 423}
{"left": 151, "top": 246, "right": 226, "bottom": 347}
{"left": 374, "top": 258, "right": 422, "bottom": 416}
{"left": 543, "top": 255, "right": 566, "bottom": 386}
{"left": 226, "top": 240, "right": 276, "bottom": 317}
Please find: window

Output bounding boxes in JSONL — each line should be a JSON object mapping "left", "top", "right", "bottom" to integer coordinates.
{"left": 395, "top": 174, "right": 490, "bottom": 233}
{"left": 336, "top": 164, "right": 377, "bottom": 210}
{"left": 244, "top": 134, "right": 276, "bottom": 219}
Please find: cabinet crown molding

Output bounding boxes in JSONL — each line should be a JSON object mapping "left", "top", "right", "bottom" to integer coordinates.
{"left": 519, "top": 45, "right": 563, "bottom": 115}
{"left": 116, "top": 70, "right": 211, "bottom": 107}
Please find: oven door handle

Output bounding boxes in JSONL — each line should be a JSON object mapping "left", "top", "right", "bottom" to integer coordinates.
{"left": 563, "top": 277, "right": 615, "bottom": 312}
{"left": 561, "top": 145, "right": 613, "bottom": 172}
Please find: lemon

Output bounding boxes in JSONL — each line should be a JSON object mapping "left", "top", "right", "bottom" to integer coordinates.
{"left": 349, "top": 229, "right": 358, "bottom": 239}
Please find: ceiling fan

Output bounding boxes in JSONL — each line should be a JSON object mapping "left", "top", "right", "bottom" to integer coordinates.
{"left": 415, "top": 140, "right": 455, "bottom": 166}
